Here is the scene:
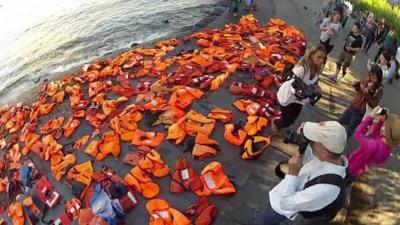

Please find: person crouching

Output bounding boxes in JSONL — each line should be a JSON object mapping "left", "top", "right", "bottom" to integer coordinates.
{"left": 253, "top": 121, "right": 348, "bottom": 225}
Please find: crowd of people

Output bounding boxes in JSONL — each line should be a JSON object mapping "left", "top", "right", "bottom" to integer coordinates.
{"left": 253, "top": 0, "right": 400, "bottom": 224}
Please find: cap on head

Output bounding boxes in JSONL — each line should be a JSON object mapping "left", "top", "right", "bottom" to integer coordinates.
{"left": 303, "top": 121, "right": 347, "bottom": 154}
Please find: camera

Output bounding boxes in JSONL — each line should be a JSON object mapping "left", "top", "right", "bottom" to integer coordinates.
{"left": 377, "top": 107, "right": 388, "bottom": 116}
{"left": 283, "top": 129, "right": 310, "bottom": 155}
{"left": 291, "top": 76, "right": 322, "bottom": 106}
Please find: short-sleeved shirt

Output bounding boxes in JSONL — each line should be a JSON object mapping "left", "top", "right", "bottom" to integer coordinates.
{"left": 343, "top": 31, "right": 363, "bottom": 55}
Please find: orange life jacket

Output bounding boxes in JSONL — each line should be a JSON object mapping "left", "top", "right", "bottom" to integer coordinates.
{"left": 131, "top": 129, "right": 165, "bottom": 148}
{"left": 40, "top": 117, "right": 64, "bottom": 135}
{"left": 8, "top": 203, "right": 24, "bottom": 225}
{"left": 184, "top": 197, "right": 217, "bottom": 225}
{"left": 224, "top": 124, "right": 247, "bottom": 146}
{"left": 85, "top": 131, "right": 120, "bottom": 160}
{"left": 242, "top": 136, "right": 271, "bottom": 160}
{"left": 195, "top": 161, "right": 236, "bottom": 197}
{"left": 170, "top": 158, "right": 203, "bottom": 194}
{"left": 63, "top": 117, "right": 80, "bottom": 138}
{"left": 23, "top": 196, "right": 46, "bottom": 225}
{"left": 233, "top": 99, "right": 261, "bottom": 116}
{"left": 192, "top": 133, "right": 220, "bottom": 160}
{"left": 51, "top": 154, "right": 76, "bottom": 181}
{"left": 206, "top": 108, "right": 233, "bottom": 123}
{"left": 123, "top": 166, "right": 160, "bottom": 199}
{"left": 168, "top": 86, "right": 204, "bottom": 110}
{"left": 67, "top": 161, "right": 94, "bottom": 187}
{"left": 137, "top": 148, "right": 170, "bottom": 178}
{"left": 244, "top": 116, "right": 268, "bottom": 136}
{"left": 146, "top": 199, "right": 191, "bottom": 225}
{"left": 73, "top": 135, "right": 90, "bottom": 150}
{"left": 78, "top": 208, "right": 108, "bottom": 225}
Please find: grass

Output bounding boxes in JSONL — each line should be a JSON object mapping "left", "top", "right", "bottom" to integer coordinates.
{"left": 351, "top": 0, "right": 400, "bottom": 37}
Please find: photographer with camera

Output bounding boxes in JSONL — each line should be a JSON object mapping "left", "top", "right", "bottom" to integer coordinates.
{"left": 253, "top": 121, "right": 348, "bottom": 225}
{"left": 347, "top": 107, "right": 400, "bottom": 182}
{"left": 339, "top": 65, "right": 383, "bottom": 137}
{"left": 273, "top": 44, "right": 325, "bottom": 134}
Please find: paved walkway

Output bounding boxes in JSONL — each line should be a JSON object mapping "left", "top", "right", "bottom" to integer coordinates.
{"left": 219, "top": 0, "right": 400, "bottom": 224}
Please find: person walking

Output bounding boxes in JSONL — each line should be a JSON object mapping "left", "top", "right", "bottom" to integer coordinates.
{"left": 339, "top": 65, "right": 383, "bottom": 137}
{"left": 362, "top": 22, "right": 377, "bottom": 53}
{"left": 374, "top": 28, "right": 397, "bottom": 62}
{"left": 316, "top": 0, "right": 336, "bottom": 25}
{"left": 346, "top": 107, "right": 400, "bottom": 180}
{"left": 333, "top": 22, "right": 363, "bottom": 82}
{"left": 272, "top": 44, "right": 325, "bottom": 134}
{"left": 320, "top": 11, "right": 342, "bottom": 64}
{"left": 253, "top": 121, "right": 348, "bottom": 225}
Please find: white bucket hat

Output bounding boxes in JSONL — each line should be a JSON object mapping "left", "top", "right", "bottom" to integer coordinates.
{"left": 303, "top": 121, "right": 347, "bottom": 154}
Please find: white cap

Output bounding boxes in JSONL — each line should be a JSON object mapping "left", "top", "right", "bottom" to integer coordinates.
{"left": 303, "top": 121, "right": 347, "bottom": 154}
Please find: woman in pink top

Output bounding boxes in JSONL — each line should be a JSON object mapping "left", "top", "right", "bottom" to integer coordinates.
{"left": 348, "top": 107, "right": 400, "bottom": 177}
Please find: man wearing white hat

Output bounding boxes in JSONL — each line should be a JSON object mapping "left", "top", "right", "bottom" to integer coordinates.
{"left": 253, "top": 121, "right": 348, "bottom": 225}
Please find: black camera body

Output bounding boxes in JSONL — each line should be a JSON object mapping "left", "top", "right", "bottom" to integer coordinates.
{"left": 283, "top": 130, "right": 310, "bottom": 155}
{"left": 291, "top": 76, "right": 322, "bottom": 106}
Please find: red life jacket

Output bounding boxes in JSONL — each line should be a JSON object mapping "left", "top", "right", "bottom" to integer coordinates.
{"left": 170, "top": 157, "right": 203, "bottom": 193}
{"left": 185, "top": 197, "right": 217, "bottom": 225}
{"left": 34, "top": 176, "right": 61, "bottom": 209}
{"left": 52, "top": 213, "right": 72, "bottom": 225}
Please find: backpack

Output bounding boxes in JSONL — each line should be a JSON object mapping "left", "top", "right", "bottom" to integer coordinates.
{"left": 300, "top": 173, "right": 346, "bottom": 222}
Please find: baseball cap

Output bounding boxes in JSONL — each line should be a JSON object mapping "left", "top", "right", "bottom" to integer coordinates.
{"left": 303, "top": 121, "right": 347, "bottom": 154}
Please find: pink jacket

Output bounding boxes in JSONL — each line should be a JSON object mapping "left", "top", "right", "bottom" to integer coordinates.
{"left": 348, "top": 116, "right": 392, "bottom": 177}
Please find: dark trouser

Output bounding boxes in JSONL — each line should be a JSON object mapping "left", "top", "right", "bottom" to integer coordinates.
{"left": 275, "top": 103, "right": 303, "bottom": 129}
{"left": 337, "top": 51, "right": 353, "bottom": 77}
{"left": 253, "top": 201, "right": 289, "bottom": 225}
{"left": 342, "top": 16, "right": 348, "bottom": 28}
{"left": 374, "top": 46, "right": 385, "bottom": 63}
{"left": 338, "top": 105, "right": 364, "bottom": 138}
{"left": 320, "top": 39, "right": 333, "bottom": 65}
{"left": 364, "top": 34, "right": 375, "bottom": 52}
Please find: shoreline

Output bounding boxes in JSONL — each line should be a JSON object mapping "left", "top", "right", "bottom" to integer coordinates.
{"left": 0, "top": 0, "right": 229, "bottom": 106}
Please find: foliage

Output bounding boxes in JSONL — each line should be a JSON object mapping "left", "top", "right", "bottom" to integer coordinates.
{"left": 351, "top": 0, "right": 400, "bottom": 37}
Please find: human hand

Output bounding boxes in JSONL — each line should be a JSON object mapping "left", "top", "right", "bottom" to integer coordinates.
{"left": 288, "top": 153, "right": 302, "bottom": 176}
{"left": 297, "top": 122, "right": 305, "bottom": 134}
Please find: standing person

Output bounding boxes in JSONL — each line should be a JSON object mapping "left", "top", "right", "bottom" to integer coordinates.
{"left": 245, "top": 0, "right": 256, "bottom": 11}
{"left": 334, "top": 23, "right": 363, "bottom": 82}
{"left": 347, "top": 107, "right": 400, "bottom": 180}
{"left": 375, "top": 18, "right": 387, "bottom": 45}
{"left": 320, "top": 11, "right": 342, "bottom": 64}
{"left": 374, "top": 28, "right": 397, "bottom": 62}
{"left": 395, "top": 46, "right": 400, "bottom": 80}
{"left": 230, "top": 0, "right": 241, "bottom": 16}
{"left": 339, "top": 65, "right": 383, "bottom": 137}
{"left": 316, "top": 0, "right": 336, "bottom": 24}
{"left": 362, "top": 21, "right": 377, "bottom": 53}
{"left": 335, "top": 0, "right": 343, "bottom": 9}
{"left": 341, "top": 0, "right": 353, "bottom": 28}
{"left": 369, "top": 50, "right": 397, "bottom": 83}
{"left": 253, "top": 121, "right": 348, "bottom": 225}
{"left": 272, "top": 44, "right": 325, "bottom": 134}
{"left": 361, "top": 11, "right": 372, "bottom": 28}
